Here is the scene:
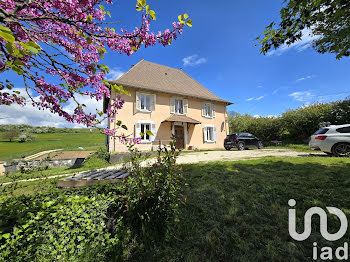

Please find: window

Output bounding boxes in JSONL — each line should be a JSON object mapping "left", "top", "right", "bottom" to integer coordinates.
{"left": 202, "top": 102, "right": 215, "bottom": 118}
{"left": 204, "top": 103, "right": 212, "bottom": 117}
{"left": 140, "top": 94, "right": 150, "bottom": 111}
{"left": 175, "top": 99, "right": 184, "bottom": 114}
{"left": 206, "top": 127, "right": 214, "bottom": 141}
{"left": 314, "top": 128, "right": 329, "bottom": 135}
{"left": 204, "top": 125, "right": 217, "bottom": 143}
{"left": 135, "top": 121, "right": 156, "bottom": 143}
{"left": 170, "top": 97, "right": 188, "bottom": 115}
{"left": 136, "top": 92, "right": 155, "bottom": 112}
{"left": 141, "top": 123, "right": 151, "bottom": 141}
{"left": 336, "top": 127, "right": 350, "bottom": 133}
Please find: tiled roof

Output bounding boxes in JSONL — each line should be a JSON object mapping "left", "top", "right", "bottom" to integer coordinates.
{"left": 108, "top": 60, "right": 232, "bottom": 104}
{"left": 162, "top": 115, "right": 201, "bottom": 125}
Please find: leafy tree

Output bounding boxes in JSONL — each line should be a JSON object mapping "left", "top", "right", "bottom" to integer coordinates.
{"left": 0, "top": 0, "right": 192, "bottom": 137}
{"left": 258, "top": 0, "right": 350, "bottom": 59}
{"left": 1, "top": 126, "right": 20, "bottom": 142}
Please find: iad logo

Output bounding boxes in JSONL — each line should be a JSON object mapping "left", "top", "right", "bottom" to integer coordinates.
{"left": 288, "top": 199, "right": 349, "bottom": 260}
{"left": 288, "top": 199, "right": 348, "bottom": 241}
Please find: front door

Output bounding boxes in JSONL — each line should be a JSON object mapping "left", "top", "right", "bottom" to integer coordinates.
{"left": 174, "top": 126, "right": 184, "bottom": 149}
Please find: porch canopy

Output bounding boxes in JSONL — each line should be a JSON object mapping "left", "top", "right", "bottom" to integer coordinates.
{"left": 162, "top": 115, "right": 201, "bottom": 125}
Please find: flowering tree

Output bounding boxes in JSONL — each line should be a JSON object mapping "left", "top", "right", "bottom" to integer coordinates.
{"left": 0, "top": 0, "right": 192, "bottom": 138}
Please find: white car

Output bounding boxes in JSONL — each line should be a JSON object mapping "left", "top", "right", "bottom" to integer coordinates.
{"left": 309, "top": 124, "right": 350, "bottom": 157}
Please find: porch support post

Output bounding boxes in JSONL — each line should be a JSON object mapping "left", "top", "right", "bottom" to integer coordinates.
{"left": 184, "top": 122, "right": 188, "bottom": 149}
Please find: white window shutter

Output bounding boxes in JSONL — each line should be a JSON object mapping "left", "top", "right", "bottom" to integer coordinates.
{"left": 212, "top": 104, "right": 216, "bottom": 118}
{"left": 151, "top": 94, "right": 156, "bottom": 111}
{"left": 151, "top": 123, "right": 156, "bottom": 141}
{"left": 203, "top": 127, "right": 207, "bottom": 142}
{"left": 201, "top": 103, "right": 205, "bottom": 117}
{"left": 136, "top": 92, "right": 141, "bottom": 111}
{"left": 183, "top": 99, "right": 188, "bottom": 114}
{"left": 135, "top": 123, "right": 141, "bottom": 138}
{"left": 213, "top": 126, "right": 217, "bottom": 142}
{"left": 170, "top": 97, "right": 175, "bottom": 114}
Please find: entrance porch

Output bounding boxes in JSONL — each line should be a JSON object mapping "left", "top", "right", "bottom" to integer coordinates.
{"left": 161, "top": 115, "right": 201, "bottom": 150}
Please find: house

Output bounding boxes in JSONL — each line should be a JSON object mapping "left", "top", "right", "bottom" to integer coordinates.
{"left": 104, "top": 60, "right": 232, "bottom": 152}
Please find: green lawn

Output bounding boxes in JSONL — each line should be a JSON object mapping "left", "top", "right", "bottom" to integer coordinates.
{"left": 0, "top": 129, "right": 105, "bottom": 161}
{"left": 131, "top": 157, "right": 350, "bottom": 261}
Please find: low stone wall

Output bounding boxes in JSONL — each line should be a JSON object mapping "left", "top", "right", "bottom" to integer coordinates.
{"left": 2, "top": 158, "right": 84, "bottom": 175}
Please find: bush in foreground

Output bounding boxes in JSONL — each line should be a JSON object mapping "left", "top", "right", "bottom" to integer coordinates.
{"left": 0, "top": 143, "right": 181, "bottom": 262}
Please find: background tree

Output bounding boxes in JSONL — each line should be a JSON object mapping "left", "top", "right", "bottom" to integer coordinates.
{"left": 0, "top": 0, "right": 192, "bottom": 138}
{"left": 1, "top": 126, "right": 20, "bottom": 142}
{"left": 258, "top": 0, "right": 350, "bottom": 59}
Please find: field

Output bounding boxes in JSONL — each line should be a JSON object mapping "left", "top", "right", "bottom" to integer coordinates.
{"left": 0, "top": 129, "right": 105, "bottom": 161}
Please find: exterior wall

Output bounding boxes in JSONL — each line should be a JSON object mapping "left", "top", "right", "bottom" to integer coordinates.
{"left": 108, "top": 88, "right": 229, "bottom": 152}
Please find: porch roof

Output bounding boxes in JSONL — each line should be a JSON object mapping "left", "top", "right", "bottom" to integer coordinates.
{"left": 162, "top": 115, "right": 201, "bottom": 125}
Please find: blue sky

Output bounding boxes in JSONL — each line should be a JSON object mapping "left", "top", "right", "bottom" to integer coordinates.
{"left": 1, "top": 0, "right": 350, "bottom": 126}
{"left": 104, "top": 0, "right": 350, "bottom": 116}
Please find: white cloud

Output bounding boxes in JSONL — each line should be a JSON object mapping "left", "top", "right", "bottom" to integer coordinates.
{"left": 246, "top": 95, "right": 265, "bottom": 102}
{"left": 106, "top": 67, "right": 124, "bottom": 80}
{"left": 267, "top": 28, "right": 321, "bottom": 56}
{"left": 0, "top": 88, "right": 104, "bottom": 128}
{"left": 288, "top": 91, "right": 314, "bottom": 102}
{"left": 182, "top": 55, "right": 208, "bottom": 67}
{"left": 297, "top": 75, "right": 314, "bottom": 82}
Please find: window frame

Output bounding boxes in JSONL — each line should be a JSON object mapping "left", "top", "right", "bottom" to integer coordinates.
{"left": 140, "top": 123, "right": 152, "bottom": 142}
{"left": 204, "top": 103, "right": 212, "bottom": 118}
{"left": 204, "top": 124, "right": 217, "bottom": 143}
{"left": 206, "top": 126, "right": 215, "bottom": 142}
{"left": 139, "top": 93, "right": 151, "bottom": 112}
{"left": 336, "top": 127, "right": 350, "bottom": 134}
{"left": 174, "top": 98, "right": 184, "bottom": 115}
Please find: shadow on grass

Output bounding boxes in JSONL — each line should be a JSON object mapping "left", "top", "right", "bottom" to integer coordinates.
{"left": 130, "top": 158, "right": 350, "bottom": 262}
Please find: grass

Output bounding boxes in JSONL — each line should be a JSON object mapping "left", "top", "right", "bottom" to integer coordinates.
{"left": 0, "top": 129, "right": 105, "bottom": 161}
{"left": 265, "top": 143, "right": 314, "bottom": 152}
{"left": 131, "top": 156, "right": 350, "bottom": 261}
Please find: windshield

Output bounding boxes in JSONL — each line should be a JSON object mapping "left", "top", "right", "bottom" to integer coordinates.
{"left": 314, "top": 128, "right": 329, "bottom": 135}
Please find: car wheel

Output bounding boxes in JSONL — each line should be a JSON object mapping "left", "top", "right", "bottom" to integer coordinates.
{"left": 225, "top": 146, "right": 231, "bottom": 151}
{"left": 237, "top": 142, "right": 245, "bottom": 151}
{"left": 258, "top": 141, "right": 264, "bottom": 149}
{"left": 332, "top": 143, "right": 350, "bottom": 157}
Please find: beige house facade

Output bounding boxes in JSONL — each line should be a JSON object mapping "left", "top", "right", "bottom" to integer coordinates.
{"left": 104, "top": 60, "right": 232, "bottom": 153}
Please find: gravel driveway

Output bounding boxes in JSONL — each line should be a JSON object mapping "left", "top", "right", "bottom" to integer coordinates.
{"left": 175, "top": 148, "right": 308, "bottom": 165}
{"left": 2, "top": 149, "right": 313, "bottom": 185}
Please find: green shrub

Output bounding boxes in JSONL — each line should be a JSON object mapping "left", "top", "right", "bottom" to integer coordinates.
{"left": 95, "top": 146, "right": 110, "bottom": 162}
{"left": 0, "top": 142, "right": 182, "bottom": 262}
{"left": 229, "top": 98, "right": 350, "bottom": 143}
